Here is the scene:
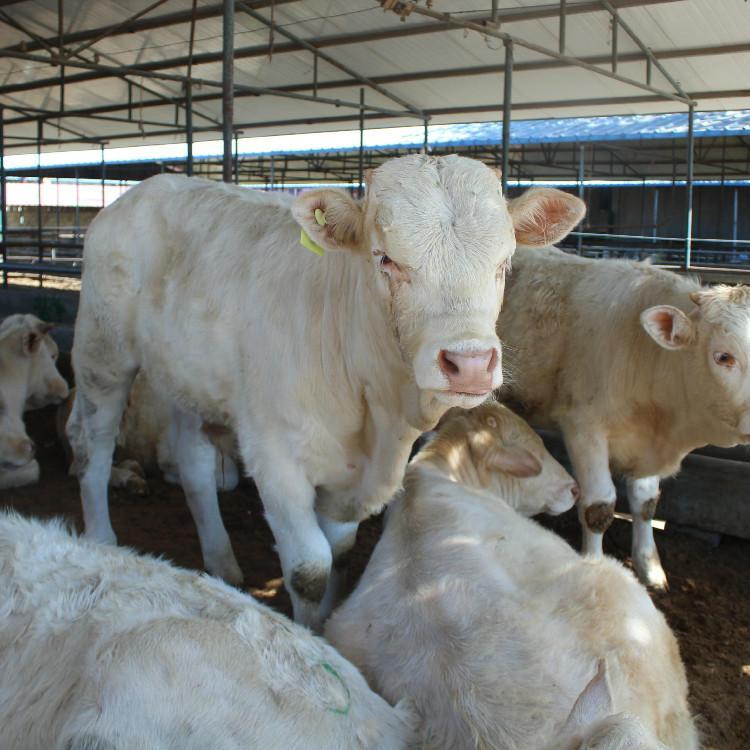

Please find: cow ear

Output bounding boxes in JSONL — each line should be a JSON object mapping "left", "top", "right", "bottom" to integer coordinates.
{"left": 483, "top": 445, "right": 542, "bottom": 478}
{"left": 508, "top": 188, "right": 585, "bottom": 248}
{"left": 292, "top": 189, "right": 365, "bottom": 254}
{"left": 641, "top": 305, "right": 695, "bottom": 350}
{"left": 561, "top": 660, "right": 614, "bottom": 736}
{"left": 22, "top": 329, "right": 44, "bottom": 356}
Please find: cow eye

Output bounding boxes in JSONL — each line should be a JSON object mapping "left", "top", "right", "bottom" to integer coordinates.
{"left": 713, "top": 351, "right": 736, "bottom": 367}
{"left": 380, "top": 254, "right": 394, "bottom": 267}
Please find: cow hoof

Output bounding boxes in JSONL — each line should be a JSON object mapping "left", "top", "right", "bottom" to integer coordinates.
{"left": 635, "top": 554, "right": 669, "bottom": 592}
{"left": 124, "top": 475, "right": 150, "bottom": 497}
{"left": 206, "top": 552, "right": 244, "bottom": 587}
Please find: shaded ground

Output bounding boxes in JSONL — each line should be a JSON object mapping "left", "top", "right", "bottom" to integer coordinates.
{"left": 4, "top": 406, "right": 749, "bottom": 750}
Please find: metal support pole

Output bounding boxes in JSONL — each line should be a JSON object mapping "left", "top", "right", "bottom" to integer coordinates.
{"left": 559, "top": 0, "right": 566, "bottom": 54}
{"left": 0, "top": 107, "right": 6, "bottom": 286}
{"left": 423, "top": 118, "right": 429, "bottom": 152}
{"left": 234, "top": 130, "right": 239, "bottom": 184}
{"left": 492, "top": 0, "right": 498, "bottom": 24}
{"left": 732, "top": 187, "right": 739, "bottom": 245}
{"left": 186, "top": 80, "right": 193, "bottom": 176}
{"left": 269, "top": 154, "right": 275, "bottom": 190}
{"left": 611, "top": 10, "right": 618, "bottom": 73}
{"left": 58, "top": 0, "right": 64, "bottom": 111}
{"left": 99, "top": 143, "right": 107, "bottom": 208}
{"left": 577, "top": 143, "right": 584, "bottom": 255}
{"left": 358, "top": 87, "right": 364, "bottom": 198}
{"left": 652, "top": 188, "right": 659, "bottom": 243}
{"left": 685, "top": 103, "right": 695, "bottom": 269}
{"left": 501, "top": 39, "right": 513, "bottom": 195}
{"left": 37, "top": 119, "right": 43, "bottom": 287}
{"left": 222, "top": 0, "right": 235, "bottom": 183}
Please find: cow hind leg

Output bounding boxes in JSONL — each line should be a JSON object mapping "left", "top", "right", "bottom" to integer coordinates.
{"left": 316, "top": 514, "right": 359, "bottom": 621}
{"left": 626, "top": 475, "right": 668, "bottom": 591}
{"left": 68, "top": 372, "right": 134, "bottom": 545}
{"left": 172, "top": 409, "right": 242, "bottom": 585}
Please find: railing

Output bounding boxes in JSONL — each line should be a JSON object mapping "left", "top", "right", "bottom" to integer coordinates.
{"left": 3, "top": 230, "right": 750, "bottom": 285}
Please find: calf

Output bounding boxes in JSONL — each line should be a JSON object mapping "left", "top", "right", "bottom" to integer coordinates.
{"left": 58, "top": 376, "right": 239, "bottom": 496}
{"left": 0, "top": 314, "right": 69, "bottom": 488}
{"left": 68, "top": 156, "right": 583, "bottom": 627}
{"left": 498, "top": 244, "right": 750, "bottom": 588}
{"left": 0, "top": 512, "right": 417, "bottom": 750}
{"left": 326, "top": 403, "right": 697, "bottom": 750}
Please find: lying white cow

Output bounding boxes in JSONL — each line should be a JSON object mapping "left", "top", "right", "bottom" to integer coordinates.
{"left": 326, "top": 402, "right": 698, "bottom": 750}
{"left": 59, "top": 376, "right": 239, "bottom": 496}
{"left": 68, "top": 155, "right": 584, "bottom": 626}
{"left": 0, "top": 512, "right": 417, "bottom": 750}
{"left": 0, "top": 314, "right": 69, "bottom": 488}
{"left": 498, "top": 244, "right": 750, "bottom": 588}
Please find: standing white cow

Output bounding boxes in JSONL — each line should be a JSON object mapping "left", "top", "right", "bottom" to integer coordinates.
{"left": 326, "top": 403, "right": 698, "bottom": 750}
{"left": 68, "top": 156, "right": 584, "bottom": 627}
{"left": 0, "top": 512, "right": 418, "bottom": 750}
{"left": 499, "top": 244, "right": 750, "bottom": 588}
{"left": 0, "top": 314, "right": 69, "bottom": 488}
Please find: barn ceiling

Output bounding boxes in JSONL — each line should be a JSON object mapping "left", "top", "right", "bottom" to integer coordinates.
{"left": 1, "top": 0, "right": 749, "bottom": 154}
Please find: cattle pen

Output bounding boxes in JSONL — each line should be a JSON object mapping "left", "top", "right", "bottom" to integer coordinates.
{"left": 1, "top": 2, "right": 749, "bottom": 749}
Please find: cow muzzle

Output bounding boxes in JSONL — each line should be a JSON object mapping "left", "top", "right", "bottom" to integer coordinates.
{"left": 414, "top": 337, "right": 503, "bottom": 405}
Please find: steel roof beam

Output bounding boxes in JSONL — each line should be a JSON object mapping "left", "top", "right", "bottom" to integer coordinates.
{"left": 0, "top": 0, "right": 685, "bottom": 97}
{"left": 5, "top": 87, "right": 747, "bottom": 153}
{"left": 0, "top": 49, "right": 421, "bottom": 120}
{"left": 237, "top": 1, "right": 425, "bottom": 118}
{"left": 5, "top": 38, "right": 746, "bottom": 128}
{"left": 380, "top": 1, "right": 693, "bottom": 105}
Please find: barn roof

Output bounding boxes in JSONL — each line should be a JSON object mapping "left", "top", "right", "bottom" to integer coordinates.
{"left": 2, "top": 0, "right": 750, "bottom": 154}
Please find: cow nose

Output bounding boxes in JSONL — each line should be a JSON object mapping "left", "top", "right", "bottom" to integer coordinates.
{"left": 438, "top": 348, "right": 497, "bottom": 395}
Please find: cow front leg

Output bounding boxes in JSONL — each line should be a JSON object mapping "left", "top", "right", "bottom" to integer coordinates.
{"left": 626, "top": 475, "right": 668, "bottom": 590}
{"left": 251, "top": 458, "right": 332, "bottom": 631}
{"left": 173, "top": 410, "right": 242, "bottom": 585}
{"left": 316, "top": 514, "right": 359, "bottom": 621}
{"left": 561, "top": 421, "right": 616, "bottom": 558}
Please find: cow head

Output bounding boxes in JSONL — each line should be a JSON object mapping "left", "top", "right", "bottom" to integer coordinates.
{"left": 419, "top": 402, "right": 579, "bottom": 516}
{"left": 23, "top": 318, "right": 70, "bottom": 410}
{"left": 293, "top": 155, "right": 584, "bottom": 410}
{"left": 641, "top": 284, "right": 750, "bottom": 445}
{"left": 0, "top": 317, "right": 39, "bottom": 469}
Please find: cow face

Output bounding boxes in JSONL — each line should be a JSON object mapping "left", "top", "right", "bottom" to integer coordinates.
{"left": 458, "top": 402, "right": 578, "bottom": 516}
{"left": 293, "top": 155, "right": 584, "bottom": 410}
{"left": 641, "top": 285, "right": 750, "bottom": 445}
{"left": 25, "top": 323, "right": 70, "bottom": 410}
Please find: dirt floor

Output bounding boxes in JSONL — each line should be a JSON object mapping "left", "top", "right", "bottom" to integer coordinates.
{"left": 4, "top": 405, "right": 749, "bottom": 750}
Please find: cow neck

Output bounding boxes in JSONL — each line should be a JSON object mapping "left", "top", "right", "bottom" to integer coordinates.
{"left": 0, "top": 357, "right": 29, "bottom": 419}
{"left": 321, "top": 250, "right": 411, "bottom": 403}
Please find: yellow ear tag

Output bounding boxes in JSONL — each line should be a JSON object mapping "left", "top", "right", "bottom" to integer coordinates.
{"left": 300, "top": 229, "right": 325, "bottom": 256}
{"left": 299, "top": 208, "right": 328, "bottom": 256}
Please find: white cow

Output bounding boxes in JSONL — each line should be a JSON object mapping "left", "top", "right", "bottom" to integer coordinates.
{"left": 58, "top": 376, "right": 240, "bottom": 496}
{"left": 498, "top": 244, "right": 750, "bottom": 588}
{"left": 0, "top": 512, "right": 418, "bottom": 750}
{"left": 68, "top": 155, "right": 584, "bottom": 627}
{"left": 326, "top": 402, "right": 698, "bottom": 750}
{"left": 0, "top": 314, "right": 69, "bottom": 488}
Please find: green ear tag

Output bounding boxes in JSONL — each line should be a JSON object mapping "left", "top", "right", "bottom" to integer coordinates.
{"left": 314, "top": 208, "right": 327, "bottom": 226}
{"left": 300, "top": 229, "right": 325, "bottom": 256}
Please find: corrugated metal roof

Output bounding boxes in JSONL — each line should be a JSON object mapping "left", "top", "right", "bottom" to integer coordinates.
{"left": 8, "top": 108, "right": 750, "bottom": 168}
{"left": 1, "top": 0, "right": 749, "bottom": 152}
